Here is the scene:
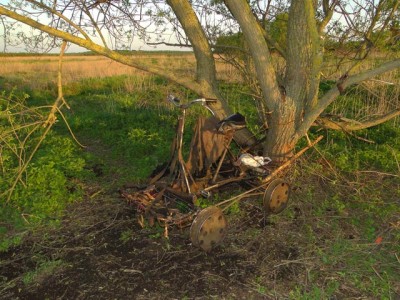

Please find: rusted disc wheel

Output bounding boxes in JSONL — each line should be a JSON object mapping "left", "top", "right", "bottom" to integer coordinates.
{"left": 263, "top": 178, "right": 290, "bottom": 214}
{"left": 190, "top": 206, "right": 227, "bottom": 252}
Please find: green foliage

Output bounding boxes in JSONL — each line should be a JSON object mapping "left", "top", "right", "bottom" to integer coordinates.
{"left": 214, "top": 32, "right": 244, "bottom": 56}
{"left": 314, "top": 238, "right": 398, "bottom": 298}
{"left": 119, "top": 229, "right": 134, "bottom": 244}
{"left": 0, "top": 89, "right": 86, "bottom": 243}
{"left": 290, "top": 281, "right": 339, "bottom": 300}
{"left": 10, "top": 134, "right": 85, "bottom": 220}
{"left": 63, "top": 75, "right": 204, "bottom": 182}
{"left": 22, "top": 259, "right": 64, "bottom": 285}
{"left": 225, "top": 200, "right": 240, "bottom": 215}
{"left": 267, "top": 13, "right": 289, "bottom": 51}
{"left": 317, "top": 121, "right": 400, "bottom": 173}
{"left": 0, "top": 232, "right": 24, "bottom": 252}
{"left": 290, "top": 151, "right": 400, "bottom": 298}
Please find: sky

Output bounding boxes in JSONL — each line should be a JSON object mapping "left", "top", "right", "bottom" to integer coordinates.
{"left": 0, "top": 3, "right": 177, "bottom": 53}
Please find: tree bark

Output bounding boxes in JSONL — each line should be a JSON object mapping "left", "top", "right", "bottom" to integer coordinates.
{"left": 167, "top": 0, "right": 222, "bottom": 111}
{"left": 166, "top": 0, "right": 257, "bottom": 146}
{"left": 224, "top": 0, "right": 286, "bottom": 157}
{"left": 264, "top": 0, "right": 322, "bottom": 161}
{"left": 223, "top": 0, "right": 282, "bottom": 111}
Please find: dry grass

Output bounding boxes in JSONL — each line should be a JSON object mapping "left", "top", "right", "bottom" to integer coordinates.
{"left": 0, "top": 55, "right": 174, "bottom": 82}
{"left": 1, "top": 53, "right": 398, "bottom": 122}
{"left": 0, "top": 54, "right": 242, "bottom": 84}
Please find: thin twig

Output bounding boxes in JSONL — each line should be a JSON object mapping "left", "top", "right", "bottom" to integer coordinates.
{"left": 371, "top": 265, "right": 384, "bottom": 281}
{"left": 6, "top": 125, "right": 52, "bottom": 203}
{"left": 274, "top": 257, "right": 316, "bottom": 268}
{"left": 6, "top": 41, "right": 68, "bottom": 202}
{"left": 54, "top": 106, "right": 86, "bottom": 148}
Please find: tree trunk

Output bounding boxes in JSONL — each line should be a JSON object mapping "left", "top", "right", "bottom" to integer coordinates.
{"left": 264, "top": 96, "right": 298, "bottom": 162}
{"left": 263, "top": 0, "right": 321, "bottom": 162}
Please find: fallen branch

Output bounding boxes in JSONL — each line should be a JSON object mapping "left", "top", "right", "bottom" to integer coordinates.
{"left": 317, "top": 109, "right": 400, "bottom": 131}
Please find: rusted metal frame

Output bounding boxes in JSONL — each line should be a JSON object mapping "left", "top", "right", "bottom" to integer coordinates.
{"left": 203, "top": 173, "right": 247, "bottom": 192}
{"left": 211, "top": 135, "right": 234, "bottom": 184}
{"left": 215, "top": 135, "right": 324, "bottom": 209}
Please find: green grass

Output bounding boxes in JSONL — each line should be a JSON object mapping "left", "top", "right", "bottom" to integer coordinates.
{"left": 280, "top": 155, "right": 400, "bottom": 298}
{"left": 22, "top": 259, "right": 65, "bottom": 285}
{"left": 1, "top": 73, "right": 399, "bottom": 298}
{"left": 61, "top": 76, "right": 183, "bottom": 181}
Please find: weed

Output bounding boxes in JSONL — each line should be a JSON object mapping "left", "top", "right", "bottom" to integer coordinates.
{"left": 22, "top": 259, "right": 64, "bottom": 286}
{"left": 0, "top": 233, "right": 24, "bottom": 252}
{"left": 0, "top": 88, "right": 88, "bottom": 245}
{"left": 119, "top": 229, "right": 134, "bottom": 244}
{"left": 225, "top": 201, "right": 241, "bottom": 215}
{"left": 148, "top": 228, "right": 163, "bottom": 239}
{"left": 289, "top": 281, "right": 339, "bottom": 300}
{"left": 253, "top": 276, "right": 267, "bottom": 295}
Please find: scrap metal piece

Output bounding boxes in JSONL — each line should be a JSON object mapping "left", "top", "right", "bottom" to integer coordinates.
{"left": 263, "top": 178, "right": 290, "bottom": 214}
{"left": 190, "top": 206, "right": 227, "bottom": 252}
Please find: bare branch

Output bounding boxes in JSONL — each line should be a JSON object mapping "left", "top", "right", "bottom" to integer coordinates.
{"left": 296, "top": 59, "right": 400, "bottom": 139}
{"left": 26, "top": 0, "right": 92, "bottom": 41}
{"left": 78, "top": 0, "right": 109, "bottom": 47}
{"left": 147, "top": 41, "right": 191, "bottom": 48}
{"left": 317, "top": 109, "right": 400, "bottom": 131}
{"left": 223, "top": 0, "right": 281, "bottom": 109}
{"left": 0, "top": 5, "right": 204, "bottom": 94}
{"left": 318, "top": 0, "right": 339, "bottom": 35}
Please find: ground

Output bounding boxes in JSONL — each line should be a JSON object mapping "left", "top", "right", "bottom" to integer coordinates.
{"left": 0, "top": 54, "right": 399, "bottom": 299}
{"left": 0, "top": 185, "right": 306, "bottom": 299}
{"left": 0, "top": 136, "right": 306, "bottom": 300}
{"left": 0, "top": 140, "right": 399, "bottom": 300}
{"left": 0, "top": 117, "right": 400, "bottom": 299}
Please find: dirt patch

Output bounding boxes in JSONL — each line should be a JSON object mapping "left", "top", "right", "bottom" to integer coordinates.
{"left": 1, "top": 190, "right": 295, "bottom": 299}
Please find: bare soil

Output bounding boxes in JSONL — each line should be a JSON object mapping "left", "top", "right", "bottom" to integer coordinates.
{"left": 1, "top": 140, "right": 398, "bottom": 299}
{"left": 0, "top": 180, "right": 310, "bottom": 299}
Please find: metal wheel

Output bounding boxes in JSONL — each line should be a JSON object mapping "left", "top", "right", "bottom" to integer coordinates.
{"left": 263, "top": 178, "right": 290, "bottom": 214}
{"left": 190, "top": 206, "right": 227, "bottom": 252}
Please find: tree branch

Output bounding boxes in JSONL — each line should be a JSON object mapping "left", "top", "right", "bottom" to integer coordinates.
{"left": 286, "top": 0, "right": 322, "bottom": 113}
{"left": 166, "top": 0, "right": 233, "bottom": 120}
{"left": 223, "top": 0, "right": 281, "bottom": 109}
{"left": 318, "top": 0, "right": 339, "bottom": 35}
{"left": 317, "top": 109, "right": 400, "bottom": 131}
{"left": 147, "top": 41, "right": 191, "bottom": 48}
{"left": 26, "top": 0, "right": 92, "bottom": 41}
{"left": 166, "top": 0, "right": 216, "bottom": 86}
{"left": 78, "top": 0, "right": 109, "bottom": 48}
{"left": 260, "top": 27, "right": 287, "bottom": 59}
{"left": 0, "top": 5, "right": 204, "bottom": 94}
{"left": 296, "top": 58, "right": 400, "bottom": 139}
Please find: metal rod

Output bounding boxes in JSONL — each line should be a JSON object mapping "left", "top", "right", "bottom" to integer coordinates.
{"left": 211, "top": 136, "right": 233, "bottom": 184}
{"left": 215, "top": 135, "right": 324, "bottom": 208}
{"left": 203, "top": 174, "right": 246, "bottom": 192}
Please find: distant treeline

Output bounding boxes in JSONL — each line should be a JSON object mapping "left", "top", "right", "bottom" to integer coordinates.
{"left": 0, "top": 50, "right": 194, "bottom": 57}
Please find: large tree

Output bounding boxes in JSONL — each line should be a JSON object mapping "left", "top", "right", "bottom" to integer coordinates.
{"left": 1, "top": 0, "right": 399, "bottom": 162}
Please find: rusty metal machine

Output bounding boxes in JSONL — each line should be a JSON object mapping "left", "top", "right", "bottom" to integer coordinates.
{"left": 121, "top": 95, "right": 321, "bottom": 251}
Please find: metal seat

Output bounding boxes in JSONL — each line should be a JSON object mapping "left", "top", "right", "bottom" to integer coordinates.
{"left": 216, "top": 113, "right": 246, "bottom": 132}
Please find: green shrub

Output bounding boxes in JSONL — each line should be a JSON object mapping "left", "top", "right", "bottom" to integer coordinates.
{"left": 0, "top": 91, "right": 86, "bottom": 233}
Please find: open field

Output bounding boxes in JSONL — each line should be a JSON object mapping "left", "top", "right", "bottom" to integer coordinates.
{"left": 0, "top": 53, "right": 242, "bottom": 84}
{"left": 0, "top": 54, "right": 399, "bottom": 299}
